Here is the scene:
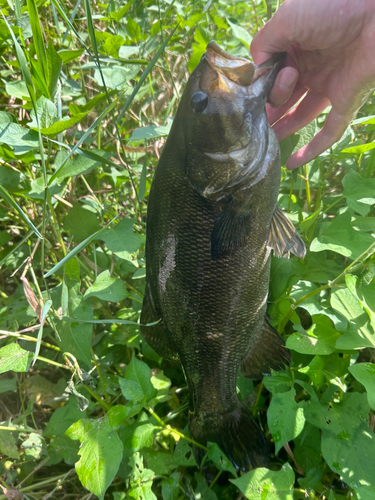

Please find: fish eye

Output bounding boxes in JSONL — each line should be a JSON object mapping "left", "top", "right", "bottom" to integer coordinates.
{"left": 189, "top": 91, "right": 208, "bottom": 113}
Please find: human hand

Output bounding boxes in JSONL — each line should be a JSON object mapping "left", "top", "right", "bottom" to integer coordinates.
{"left": 250, "top": 0, "right": 375, "bottom": 169}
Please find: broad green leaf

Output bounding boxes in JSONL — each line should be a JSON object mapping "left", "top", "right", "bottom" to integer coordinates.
{"left": 84, "top": 270, "right": 130, "bottom": 302}
{"left": 118, "top": 377, "right": 145, "bottom": 403}
{"left": 47, "top": 40, "right": 62, "bottom": 98}
{"left": 263, "top": 370, "right": 293, "bottom": 394}
{"left": 58, "top": 48, "right": 85, "bottom": 64}
{"left": 230, "top": 463, "right": 295, "bottom": 500}
{"left": 356, "top": 486, "right": 375, "bottom": 500}
{"left": 303, "top": 252, "right": 343, "bottom": 283}
{"left": 54, "top": 148, "right": 108, "bottom": 182}
{"left": 118, "top": 412, "right": 158, "bottom": 457}
{"left": 63, "top": 202, "right": 100, "bottom": 241}
{"left": 206, "top": 442, "right": 237, "bottom": 476}
{"left": 110, "top": 2, "right": 132, "bottom": 22}
{"left": 127, "top": 17, "right": 142, "bottom": 42}
{"left": 28, "top": 95, "right": 57, "bottom": 129}
{"left": 66, "top": 418, "right": 94, "bottom": 441}
{"left": 102, "top": 34, "right": 125, "bottom": 57}
{"left": 0, "top": 343, "right": 32, "bottom": 374}
{"left": 54, "top": 259, "right": 93, "bottom": 368}
{"left": 349, "top": 363, "right": 375, "bottom": 410}
{"left": 290, "top": 281, "right": 322, "bottom": 315}
{"left": 311, "top": 212, "right": 375, "bottom": 259}
{"left": 0, "top": 377, "right": 17, "bottom": 393}
{"left": 5, "top": 80, "right": 29, "bottom": 100}
{"left": 161, "top": 472, "right": 181, "bottom": 500}
{"left": 45, "top": 397, "right": 87, "bottom": 436}
{"left": 286, "top": 315, "right": 341, "bottom": 355}
{"left": 267, "top": 388, "right": 305, "bottom": 454}
{"left": 300, "top": 202, "right": 323, "bottom": 232}
{"left": 142, "top": 437, "right": 196, "bottom": 475}
{"left": 298, "top": 356, "right": 325, "bottom": 388}
{"left": 130, "top": 119, "right": 172, "bottom": 141}
{"left": 352, "top": 216, "right": 375, "bottom": 232}
{"left": 93, "top": 65, "right": 140, "bottom": 89}
{"left": 22, "top": 432, "right": 44, "bottom": 459}
{"left": 0, "top": 429, "right": 19, "bottom": 459}
{"left": 227, "top": 19, "right": 252, "bottom": 48}
{"left": 342, "top": 170, "right": 375, "bottom": 216}
{"left": 0, "top": 122, "right": 38, "bottom": 153}
{"left": 280, "top": 121, "right": 317, "bottom": 165}
{"left": 331, "top": 288, "right": 375, "bottom": 349}
{"left": 127, "top": 452, "right": 156, "bottom": 500}
{"left": 194, "top": 472, "right": 218, "bottom": 500}
{"left": 0, "top": 111, "right": 17, "bottom": 125}
{"left": 360, "top": 282, "right": 375, "bottom": 329}
{"left": 293, "top": 423, "right": 323, "bottom": 476}
{"left": 99, "top": 218, "right": 141, "bottom": 261}
{"left": 71, "top": 416, "right": 123, "bottom": 500}
{"left": 305, "top": 393, "right": 375, "bottom": 488}
{"left": 269, "top": 256, "right": 306, "bottom": 300}
{"left": 50, "top": 434, "right": 79, "bottom": 465}
{"left": 38, "top": 112, "right": 89, "bottom": 136}
{"left": 107, "top": 404, "right": 137, "bottom": 430}
{"left": 123, "top": 355, "right": 157, "bottom": 403}
{"left": 118, "top": 45, "right": 139, "bottom": 58}
{"left": 342, "top": 142, "right": 375, "bottom": 154}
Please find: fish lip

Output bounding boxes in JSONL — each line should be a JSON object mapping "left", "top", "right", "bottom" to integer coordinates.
{"left": 203, "top": 40, "right": 286, "bottom": 92}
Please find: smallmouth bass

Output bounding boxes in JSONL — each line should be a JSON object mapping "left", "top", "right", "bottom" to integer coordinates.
{"left": 141, "top": 41, "right": 306, "bottom": 471}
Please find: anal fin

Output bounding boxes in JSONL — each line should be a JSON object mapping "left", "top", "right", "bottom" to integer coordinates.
{"left": 140, "top": 283, "right": 179, "bottom": 361}
{"left": 211, "top": 199, "right": 251, "bottom": 258}
{"left": 241, "top": 319, "right": 291, "bottom": 379}
{"left": 268, "top": 205, "right": 306, "bottom": 258}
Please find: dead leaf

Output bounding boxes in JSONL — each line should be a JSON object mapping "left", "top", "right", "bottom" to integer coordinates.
{"left": 21, "top": 276, "right": 42, "bottom": 321}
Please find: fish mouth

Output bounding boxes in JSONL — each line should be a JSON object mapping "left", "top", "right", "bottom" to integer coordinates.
{"left": 203, "top": 40, "right": 286, "bottom": 96}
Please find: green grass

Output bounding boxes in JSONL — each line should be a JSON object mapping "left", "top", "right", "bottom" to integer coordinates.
{"left": 0, "top": 1, "right": 375, "bottom": 499}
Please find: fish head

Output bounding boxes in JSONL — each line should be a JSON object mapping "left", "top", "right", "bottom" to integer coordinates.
{"left": 182, "top": 41, "right": 285, "bottom": 152}
{"left": 180, "top": 41, "right": 286, "bottom": 198}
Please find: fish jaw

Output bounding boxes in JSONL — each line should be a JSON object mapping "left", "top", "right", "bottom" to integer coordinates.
{"left": 203, "top": 40, "right": 286, "bottom": 102}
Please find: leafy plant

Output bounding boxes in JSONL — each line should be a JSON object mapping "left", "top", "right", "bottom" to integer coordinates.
{"left": 0, "top": 0, "right": 375, "bottom": 499}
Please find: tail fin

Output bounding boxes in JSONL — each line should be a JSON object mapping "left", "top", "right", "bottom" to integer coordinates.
{"left": 189, "top": 404, "right": 270, "bottom": 471}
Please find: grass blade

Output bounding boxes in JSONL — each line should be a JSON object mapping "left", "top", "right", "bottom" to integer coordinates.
{"left": 48, "top": 94, "right": 123, "bottom": 185}
{"left": 32, "top": 300, "right": 53, "bottom": 366}
{"left": 0, "top": 185, "right": 43, "bottom": 239}
{"left": 27, "top": 0, "right": 50, "bottom": 97}
{"left": 116, "top": 24, "right": 179, "bottom": 124}
{"left": 3, "top": 15, "right": 36, "bottom": 105}
{"left": 44, "top": 215, "right": 119, "bottom": 277}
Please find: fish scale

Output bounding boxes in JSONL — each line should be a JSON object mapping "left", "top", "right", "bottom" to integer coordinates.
{"left": 141, "top": 41, "right": 306, "bottom": 471}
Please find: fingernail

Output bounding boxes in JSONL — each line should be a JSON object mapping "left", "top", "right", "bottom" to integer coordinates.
{"left": 278, "top": 67, "right": 298, "bottom": 92}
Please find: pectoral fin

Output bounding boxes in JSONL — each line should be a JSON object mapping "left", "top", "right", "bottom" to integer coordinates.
{"left": 268, "top": 205, "right": 306, "bottom": 258}
{"left": 210, "top": 199, "right": 251, "bottom": 258}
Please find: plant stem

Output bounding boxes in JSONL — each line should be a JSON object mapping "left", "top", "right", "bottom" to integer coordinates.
{"left": 0, "top": 329, "right": 60, "bottom": 351}
{"left": 278, "top": 240, "right": 375, "bottom": 333}
{"left": 83, "top": 383, "right": 111, "bottom": 410}
{"left": 146, "top": 406, "right": 207, "bottom": 451}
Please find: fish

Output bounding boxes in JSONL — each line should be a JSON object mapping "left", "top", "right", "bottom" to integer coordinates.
{"left": 140, "top": 41, "right": 306, "bottom": 471}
